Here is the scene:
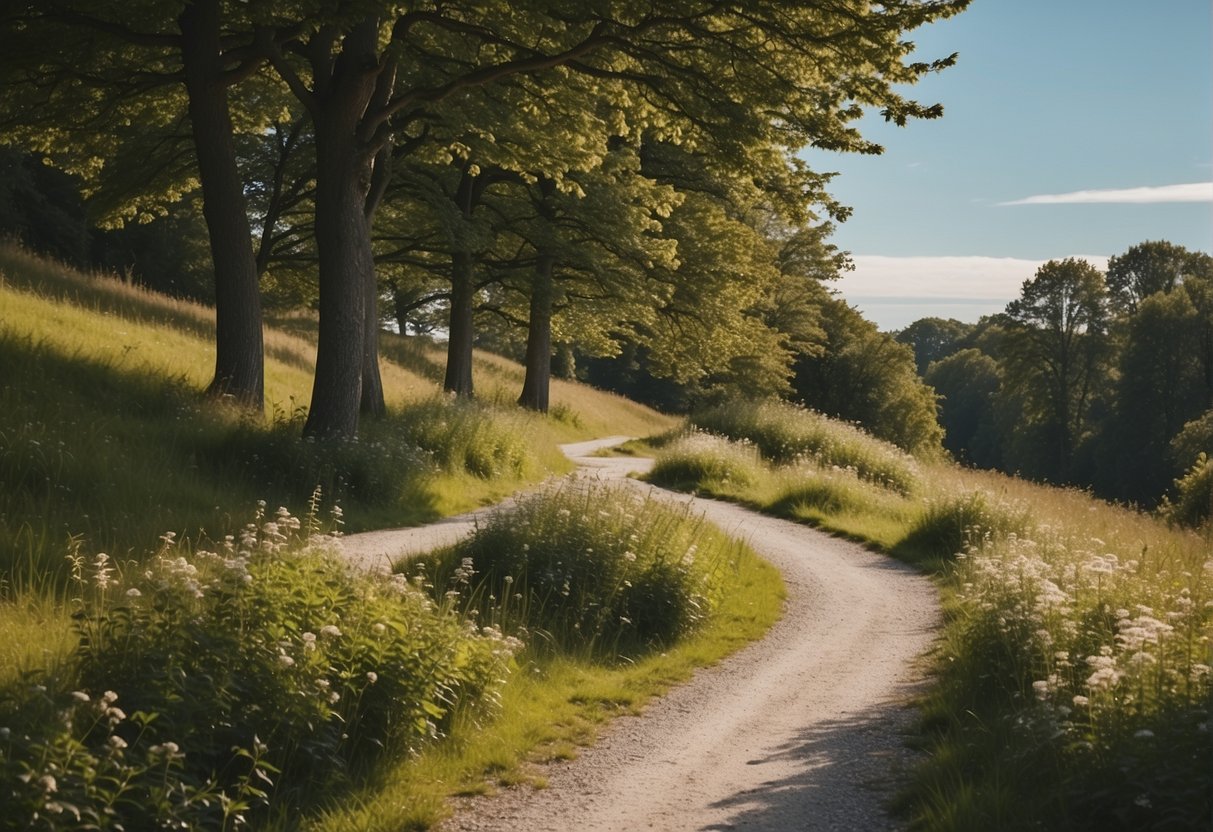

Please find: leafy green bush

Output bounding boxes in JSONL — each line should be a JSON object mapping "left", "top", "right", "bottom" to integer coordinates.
{"left": 0, "top": 504, "right": 516, "bottom": 830}
{"left": 1160, "top": 452, "right": 1213, "bottom": 528}
{"left": 410, "top": 484, "right": 738, "bottom": 658}
{"left": 646, "top": 431, "right": 765, "bottom": 493}
{"left": 691, "top": 399, "right": 919, "bottom": 493}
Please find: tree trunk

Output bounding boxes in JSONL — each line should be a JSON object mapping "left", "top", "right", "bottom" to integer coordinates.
{"left": 178, "top": 0, "right": 264, "bottom": 410}
{"left": 360, "top": 142, "right": 393, "bottom": 418}
{"left": 360, "top": 264, "right": 386, "bottom": 417}
{"left": 518, "top": 253, "right": 555, "bottom": 412}
{"left": 444, "top": 249, "right": 476, "bottom": 397}
{"left": 302, "top": 21, "right": 379, "bottom": 439}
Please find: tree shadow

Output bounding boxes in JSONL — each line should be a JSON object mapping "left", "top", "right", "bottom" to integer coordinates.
{"left": 701, "top": 701, "right": 923, "bottom": 831}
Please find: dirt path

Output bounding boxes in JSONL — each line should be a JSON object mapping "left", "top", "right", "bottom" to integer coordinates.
{"left": 342, "top": 438, "right": 939, "bottom": 831}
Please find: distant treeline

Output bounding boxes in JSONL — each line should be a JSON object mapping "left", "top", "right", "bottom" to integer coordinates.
{"left": 895, "top": 243, "right": 1213, "bottom": 508}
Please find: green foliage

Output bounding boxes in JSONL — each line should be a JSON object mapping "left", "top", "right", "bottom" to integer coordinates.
{"left": 1160, "top": 453, "right": 1213, "bottom": 528}
{"left": 410, "top": 484, "right": 737, "bottom": 659}
{"left": 896, "top": 316, "right": 975, "bottom": 376}
{"left": 895, "top": 491, "right": 1032, "bottom": 565}
{"left": 646, "top": 432, "right": 766, "bottom": 493}
{"left": 691, "top": 399, "right": 921, "bottom": 494}
{"left": 0, "top": 507, "right": 516, "bottom": 830}
{"left": 925, "top": 348, "right": 1003, "bottom": 468}
{"left": 792, "top": 296, "right": 944, "bottom": 456}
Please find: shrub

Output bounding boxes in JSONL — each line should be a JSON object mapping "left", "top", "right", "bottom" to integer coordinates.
{"left": 1160, "top": 452, "right": 1213, "bottom": 529}
{"left": 896, "top": 490, "right": 1032, "bottom": 563}
{"left": 646, "top": 431, "right": 764, "bottom": 493}
{"left": 0, "top": 503, "right": 516, "bottom": 830}
{"left": 691, "top": 399, "right": 919, "bottom": 494}
{"left": 769, "top": 468, "right": 868, "bottom": 518}
{"left": 395, "top": 397, "right": 533, "bottom": 479}
{"left": 410, "top": 484, "right": 737, "bottom": 658}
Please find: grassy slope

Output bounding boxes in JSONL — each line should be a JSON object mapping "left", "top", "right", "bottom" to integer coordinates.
{"left": 0, "top": 244, "right": 673, "bottom": 563}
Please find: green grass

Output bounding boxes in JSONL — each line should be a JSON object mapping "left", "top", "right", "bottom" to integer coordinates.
{"left": 648, "top": 423, "right": 1213, "bottom": 831}
{"left": 0, "top": 242, "right": 673, "bottom": 585}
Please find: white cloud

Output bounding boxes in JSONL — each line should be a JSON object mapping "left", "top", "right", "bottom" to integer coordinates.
{"left": 838, "top": 255, "right": 1110, "bottom": 301}
{"left": 1000, "top": 182, "right": 1213, "bottom": 206}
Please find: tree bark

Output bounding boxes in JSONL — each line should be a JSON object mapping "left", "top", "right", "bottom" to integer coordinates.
{"left": 302, "top": 21, "right": 380, "bottom": 439}
{"left": 178, "top": 0, "right": 264, "bottom": 410}
{"left": 360, "top": 140, "right": 393, "bottom": 418}
{"left": 444, "top": 249, "right": 476, "bottom": 397}
{"left": 518, "top": 252, "right": 555, "bottom": 412}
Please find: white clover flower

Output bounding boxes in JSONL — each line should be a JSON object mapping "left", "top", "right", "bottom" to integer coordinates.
{"left": 1072, "top": 695, "right": 1090, "bottom": 707}
{"left": 320, "top": 624, "right": 342, "bottom": 638}
{"left": 366, "top": 671, "right": 378, "bottom": 684}
{"left": 125, "top": 587, "right": 142, "bottom": 599}
{"left": 277, "top": 655, "right": 296, "bottom": 668}
{"left": 108, "top": 735, "right": 128, "bottom": 750}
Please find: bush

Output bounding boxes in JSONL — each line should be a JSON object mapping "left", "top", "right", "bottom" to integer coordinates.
{"left": 410, "top": 484, "right": 737, "bottom": 658}
{"left": 1161, "top": 453, "right": 1213, "bottom": 529}
{"left": 0, "top": 504, "right": 516, "bottom": 830}
{"left": 646, "top": 431, "right": 765, "bottom": 493}
{"left": 769, "top": 468, "right": 868, "bottom": 518}
{"left": 396, "top": 397, "right": 533, "bottom": 479}
{"left": 896, "top": 490, "right": 1032, "bottom": 564}
{"left": 691, "top": 399, "right": 919, "bottom": 493}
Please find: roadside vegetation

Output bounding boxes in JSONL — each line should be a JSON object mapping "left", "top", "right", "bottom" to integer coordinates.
{"left": 0, "top": 249, "right": 788, "bottom": 831}
{"left": 649, "top": 403, "right": 1212, "bottom": 831}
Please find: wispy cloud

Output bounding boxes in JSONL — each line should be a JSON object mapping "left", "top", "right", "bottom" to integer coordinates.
{"left": 836, "top": 255, "right": 1112, "bottom": 329}
{"left": 1000, "top": 182, "right": 1213, "bottom": 206}
{"left": 838, "top": 255, "right": 1110, "bottom": 301}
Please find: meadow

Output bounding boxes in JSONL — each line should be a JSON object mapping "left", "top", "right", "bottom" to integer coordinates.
{"left": 648, "top": 401, "right": 1212, "bottom": 830}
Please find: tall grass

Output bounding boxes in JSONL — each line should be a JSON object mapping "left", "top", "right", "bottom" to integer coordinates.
{"left": 691, "top": 399, "right": 921, "bottom": 494}
{"left": 405, "top": 483, "right": 742, "bottom": 660}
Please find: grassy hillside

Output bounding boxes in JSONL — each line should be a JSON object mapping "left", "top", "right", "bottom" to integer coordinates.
{"left": 0, "top": 243, "right": 675, "bottom": 585}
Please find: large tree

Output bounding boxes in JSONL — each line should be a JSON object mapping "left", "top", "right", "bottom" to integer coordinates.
{"left": 253, "top": 0, "right": 969, "bottom": 437}
{"left": 1002, "top": 258, "right": 1110, "bottom": 480}
{"left": 0, "top": 1, "right": 278, "bottom": 408}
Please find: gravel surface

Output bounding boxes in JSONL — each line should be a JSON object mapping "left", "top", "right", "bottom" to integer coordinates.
{"left": 342, "top": 438, "right": 940, "bottom": 831}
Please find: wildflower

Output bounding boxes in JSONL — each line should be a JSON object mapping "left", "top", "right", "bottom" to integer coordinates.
{"left": 106, "top": 707, "right": 126, "bottom": 723}
{"left": 101, "top": 691, "right": 119, "bottom": 705}
{"left": 371, "top": 622, "right": 387, "bottom": 636}
{"left": 277, "top": 654, "right": 295, "bottom": 668}
{"left": 38, "top": 774, "right": 57, "bottom": 793}
{"left": 125, "top": 587, "right": 142, "bottom": 599}
{"left": 320, "top": 624, "right": 342, "bottom": 638}
{"left": 70, "top": 691, "right": 90, "bottom": 704}
{"left": 150, "top": 741, "right": 181, "bottom": 757}
{"left": 1134, "top": 729, "right": 1155, "bottom": 740}
{"left": 108, "top": 735, "right": 128, "bottom": 751}
{"left": 623, "top": 551, "right": 637, "bottom": 563}
{"left": 1072, "top": 695, "right": 1090, "bottom": 707}
{"left": 301, "top": 632, "right": 317, "bottom": 651}
{"left": 366, "top": 671, "right": 378, "bottom": 684}
{"left": 1031, "top": 680, "right": 1050, "bottom": 700}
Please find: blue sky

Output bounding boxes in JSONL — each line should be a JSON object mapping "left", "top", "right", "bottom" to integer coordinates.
{"left": 804, "top": 0, "right": 1213, "bottom": 330}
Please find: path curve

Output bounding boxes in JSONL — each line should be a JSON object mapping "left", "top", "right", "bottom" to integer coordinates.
{"left": 342, "top": 439, "right": 939, "bottom": 831}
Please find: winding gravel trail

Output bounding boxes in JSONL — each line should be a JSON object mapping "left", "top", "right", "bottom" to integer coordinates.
{"left": 342, "top": 438, "right": 940, "bottom": 831}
